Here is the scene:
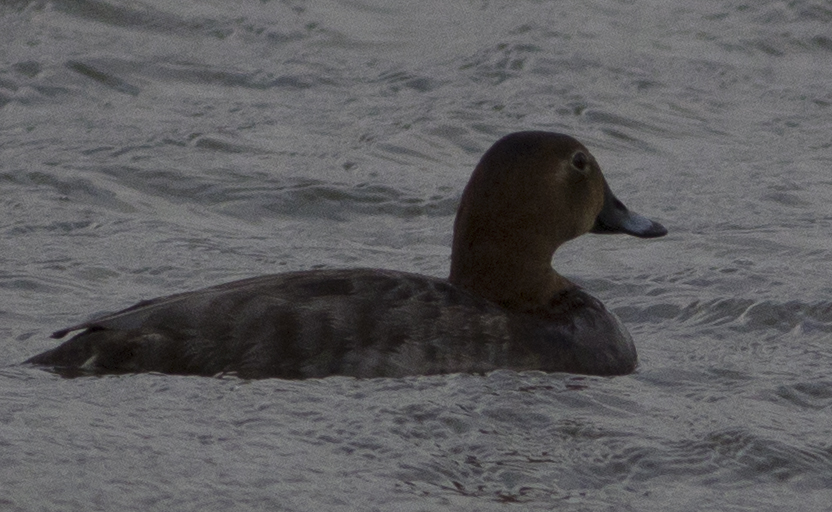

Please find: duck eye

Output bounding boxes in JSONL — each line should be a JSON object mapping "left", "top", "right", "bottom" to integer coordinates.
{"left": 571, "top": 151, "right": 588, "bottom": 172}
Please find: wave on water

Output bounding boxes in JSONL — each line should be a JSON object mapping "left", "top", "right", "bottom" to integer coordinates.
{"left": 618, "top": 297, "right": 832, "bottom": 335}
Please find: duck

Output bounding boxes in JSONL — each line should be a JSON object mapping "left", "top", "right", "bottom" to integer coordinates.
{"left": 25, "top": 131, "right": 667, "bottom": 379}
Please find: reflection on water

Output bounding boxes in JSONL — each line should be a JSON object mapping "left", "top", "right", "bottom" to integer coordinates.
{"left": 2, "top": 0, "right": 832, "bottom": 510}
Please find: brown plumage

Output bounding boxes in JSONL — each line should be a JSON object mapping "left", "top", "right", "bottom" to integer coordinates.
{"left": 26, "top": 131, "right": 666, "bottom": 379}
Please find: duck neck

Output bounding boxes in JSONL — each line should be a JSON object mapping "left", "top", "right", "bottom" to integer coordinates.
{"left": 448, "top": 243, "right": 574, "bottom": 312}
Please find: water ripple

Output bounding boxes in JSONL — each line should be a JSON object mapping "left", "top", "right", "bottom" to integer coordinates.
{"left": 619, "top": 298, "right": 832, "bottom": 335}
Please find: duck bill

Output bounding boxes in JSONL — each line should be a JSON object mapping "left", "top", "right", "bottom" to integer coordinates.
{"left": 591, "top": 181, "right": 667, "bottom": 238}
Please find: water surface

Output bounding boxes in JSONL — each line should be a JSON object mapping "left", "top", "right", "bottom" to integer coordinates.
{"left": 2, "top": 1, "right": 832, "bottom": 510}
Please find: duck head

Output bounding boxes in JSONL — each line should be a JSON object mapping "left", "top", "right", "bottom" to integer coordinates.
{"left": 448, "top": 131, "right": 666, "bottom": 311}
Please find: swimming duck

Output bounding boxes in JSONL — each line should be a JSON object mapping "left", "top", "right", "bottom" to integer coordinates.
{"left": 26, "top": 131, "right": 667, "bottom": 379}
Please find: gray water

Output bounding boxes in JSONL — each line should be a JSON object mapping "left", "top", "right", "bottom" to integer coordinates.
{"left": 2, "top": 0, "right": 832, "bottom": 510}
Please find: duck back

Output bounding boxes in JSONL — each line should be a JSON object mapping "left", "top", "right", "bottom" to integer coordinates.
{"left": 27, "top": 269, "right": 635, "bottom": 378}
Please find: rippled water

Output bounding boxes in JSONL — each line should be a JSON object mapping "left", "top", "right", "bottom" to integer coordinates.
{"left": 2, "top": 0, "right": 832, "bottom": 510}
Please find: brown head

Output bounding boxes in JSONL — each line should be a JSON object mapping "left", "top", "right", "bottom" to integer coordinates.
{"left": 448, "top": 131, "right": 666, "bottom": 311}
